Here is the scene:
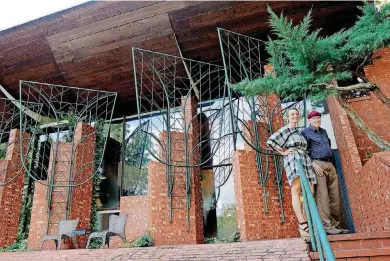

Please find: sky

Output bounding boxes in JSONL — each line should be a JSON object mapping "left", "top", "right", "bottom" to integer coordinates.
{"left": 0, "top": 0, "right": 89, "bottom": 31}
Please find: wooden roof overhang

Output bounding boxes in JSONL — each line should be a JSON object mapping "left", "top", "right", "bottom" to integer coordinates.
{"left": 0, "top": 1, "right": 362, "bottom": 117}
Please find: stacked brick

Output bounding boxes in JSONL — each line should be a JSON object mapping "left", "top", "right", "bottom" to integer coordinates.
{"left": 0, "top": 130, "right": 30, "bottom": 248}
{"left": 110, "top": 195, "right": 149, "bottom": 247}
{"left": 328, "top": 47, "right": 390, "bottom": 233}
{"left": 344, "top": 48, "right": 390, "bottom": 165}
{"left": 349, "top": 151, "right": 390, "bottom": 232}
{"left": 69, "top": 123, "right": 96, "bottom": 248}
{"left": 147, "top": 96, "right": 204, "bottom": 245}
{"left": 27, "top": 122, "right": 95, "bottom": 249}
{"left": 27, "top": 182, "right": 49, "bottom": 249}
{"left": 233, "top": 108, "right": 299, "bottom": 241}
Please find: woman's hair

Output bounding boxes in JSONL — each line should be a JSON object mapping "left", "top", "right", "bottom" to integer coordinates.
{"left": 287, "top": 107, "right": 300, "bottom": 115}
{"left": 286, "top": 108, "right": 299, "bottom": 123}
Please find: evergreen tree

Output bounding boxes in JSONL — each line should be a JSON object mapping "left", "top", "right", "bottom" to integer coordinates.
{"left": 234, "top": 2, "right": 390, "bottom": 149}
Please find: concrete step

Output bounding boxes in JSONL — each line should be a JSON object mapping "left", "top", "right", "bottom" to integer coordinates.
{"left": 310, "top": 247, "right": 390, "bottom": 260}
{"left": 329, "top": 232, "right": 390, "bottom": 251}
{"left": 2, "top": 238, "right": 312, "bottom": 261}
{"left": 310, "top": 232, "right": 390, "bottom": 261}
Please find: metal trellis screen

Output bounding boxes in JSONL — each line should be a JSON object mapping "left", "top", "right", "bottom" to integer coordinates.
{"left": 18, "top": 80, "right": 117, "bottom": 226}
{"left": 0, "top": 98, "right": 43, "bottom": 186}
{"left": 218, "top": 28, "right": 308, "bottom": 222}
{"left": 132, "top": 48, "right": 234, "bottom": 226}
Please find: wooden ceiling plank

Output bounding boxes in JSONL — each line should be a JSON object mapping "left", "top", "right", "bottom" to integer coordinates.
{"left": 48, "top": 1, "right": 180, "bottom": 45}
{"left": 3, "top": 62, "right": 59, "bottom": 86}
{"left": 168, "top": 1, "right": 246, "bottom": 24}
{"left": 174, "top": 1, "right": 352, "bottom": 43}
{"left": 51, "top": 13, "right": 171, "bottom": 54}
{"left": 62, "top": 42, "right": 178, "bottom": 79}
{"left": 54, "top": 23, "right": 174, "bottom": 64}
{"left": 58, "top": 35, "right": 176, "bottom": 72}
{"left": 177, "top": 2, "right": 359, "bottom": 52}
{"left": 66, "top": 44, "right": 180, "bottom": 86}
{"left": 0, "top": 1, "right": 109, "bottom": 43}
{"left": 0, "top": 2, "right": 160, "bottom": 54}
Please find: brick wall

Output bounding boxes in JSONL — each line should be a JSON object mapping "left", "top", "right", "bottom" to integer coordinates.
{"left": 27, "top": 182, "right": 49, "bottom": 249}
{"left": 347, "top": 48, "right": 390, "bottom": 165}
{"left": 233, "top": 121, "right": 299, "bottom": 241}
{"left": 110, "top": 195, "right": 149, "bottom": 248}
{"left": 328, "top": 97, "right": 362, "bottom": 179}
{"left": 328, "top": 47, "right": 390, "bottom": 233}
{"left": 68, "top": 122, "right": 96, "bottom": 248}
{"left": 28, "top": 122, "right": 96, "bottom": 249}
{"left": 28, "top": 142, "right": 72, "bottom": 250}
{"left": 346, "top": 151, "right": 390, "bottom": 232}
{"left": 0, "top": 130, "right": 31, "bottom": 248}
{"left": 233, "top": 90, "right": 299, "bottom": 241}
{"left": 148, "top": 96, "right": 204, "bottom": 246}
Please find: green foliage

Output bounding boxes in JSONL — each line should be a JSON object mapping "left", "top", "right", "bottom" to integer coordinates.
{"left": 0, "top": 240, "right": 27, "bottom": 252}
{"left": 60, "top": 111, "right": 78, "bottom": 142}
{"left": 0, "top": 143, "right": 7, "bottom": 158}
{"left": 136, "top": 235, "right": 154, "bottom": 247}
{"left": 123, "top": 130, "right": 150, "bottom": 195}
{"left": 110, "top": 122, "right": 151, "bottom": 195}
{"left": 217, "top": 203, "right": 238, "bottom": 239}
{"left": 16, "top": 174, "right": 34, "bottom": 243}
{"left": 87, "top": 238, "right": 103, "bottom": 249}
{"left": 122, "top": 165, "right": 148, "bottom": 195}
{"left": 204, "top": 230, "right": 240, "bottom": 244}
{"left": 233, "top": 3, "right": 390, "bottom": 102}
{"left": 122, "top": 235, "right": 154, "bottom": 248}
{"left": 109, "top": 123, "right": 123, "bottom": 143}
{"left": 90, "top": 120, "right": 106, "bottom": 232}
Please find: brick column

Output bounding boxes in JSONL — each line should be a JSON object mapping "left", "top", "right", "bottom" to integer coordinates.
{"left": 349, "top": 151, "right": 390, "bottom": 232}
{"left": 0, "top": 129, "right": 31, "bottom": 248}
{"left": 27, "top": 182, "right": 49, "bottom": 249}
{"left": 148, "top": 96, "right": 204, "bottom": 245}
{"left": 28, "top": 122, "right": 95, "bottom": 249}
{"left": 233, "top": 118, "right": 299, "bottom": 241}
{"left": 110, "top": 195, "right": 149, "bottom": 248}
{"left": 69, "top": 122, "right": 96, "bottom": 248}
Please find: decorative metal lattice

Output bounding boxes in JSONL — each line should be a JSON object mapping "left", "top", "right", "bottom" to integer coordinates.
{"left": 133, "top": 48, "right": 234, "bottom": 227}
{"left": 0, "top": 97, "right": 42, "bottom": 186}
{"left": 18, "top": 80, "right": 117, "bottom": 228}
{"left": 218, "top": 28, "right": 307, "bottom": 222}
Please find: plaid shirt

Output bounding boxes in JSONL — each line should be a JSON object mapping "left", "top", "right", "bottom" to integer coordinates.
{"left": 267, "top": 126, "right": 317, "bottom": 186}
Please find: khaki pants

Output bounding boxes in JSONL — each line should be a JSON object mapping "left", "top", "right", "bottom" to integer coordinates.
{"left": 314, "top": 160, "right": 340, "bottom": 229}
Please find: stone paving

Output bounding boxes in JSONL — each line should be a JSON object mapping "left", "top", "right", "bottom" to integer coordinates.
{"left": 0, "top": 238, "right": 310, "bottom": 261}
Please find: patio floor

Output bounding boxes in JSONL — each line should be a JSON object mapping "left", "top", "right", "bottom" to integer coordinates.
{"left": 0, "top": 238, "right": 310, "bottom": 261}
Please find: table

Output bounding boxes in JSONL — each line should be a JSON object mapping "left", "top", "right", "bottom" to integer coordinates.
{"left": 71, "top": 229, "right": 91, "bottom": 249}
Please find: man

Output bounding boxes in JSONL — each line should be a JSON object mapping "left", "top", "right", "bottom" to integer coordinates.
{"left": 301, "top": 110, "right": 349, "bottom": 235}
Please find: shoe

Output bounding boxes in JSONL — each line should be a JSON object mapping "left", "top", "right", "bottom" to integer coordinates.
{"left": 334, "top": 226, "right": 350, "bottom": 234}
{"left": 325, "top": 227, "right": 342, "bottom": 235}
{"left": 299, "top": 222, "right": 310, "bottom": 238}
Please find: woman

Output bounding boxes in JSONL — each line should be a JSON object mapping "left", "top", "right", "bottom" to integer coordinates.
{"left": 267, "top": 108, "right": 316, "bottom": 238}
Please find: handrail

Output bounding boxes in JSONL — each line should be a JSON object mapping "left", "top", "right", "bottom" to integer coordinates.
{"left": 297, "top": 160, "right": 335, "bottom": 261}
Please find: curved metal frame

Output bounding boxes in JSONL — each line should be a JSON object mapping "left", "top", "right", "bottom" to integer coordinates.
{"left": 0, "top": 98, "right": 43, "bottom": 186}
{"left": 18, "top": 80, "right": 117, "bottom": 230}
{"left": 132, "top": 48, "right": 234, "bottom": 227}
{"left": 218, "top": 28, "right": 308, "bottom": 222}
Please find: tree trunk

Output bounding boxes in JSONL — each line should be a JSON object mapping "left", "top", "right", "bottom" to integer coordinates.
{"left": 372, "top": 87, "right": 390, "bottom": 107}
{"left": 337, "top": 94, "right": 390, "bottom": 150}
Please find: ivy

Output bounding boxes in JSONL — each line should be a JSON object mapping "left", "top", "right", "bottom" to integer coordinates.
{"left": 88, "top": 119, "right": 106, "bottom": 249}
{"left": 122, "top": 235, "right": 154, "bottom": 248}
